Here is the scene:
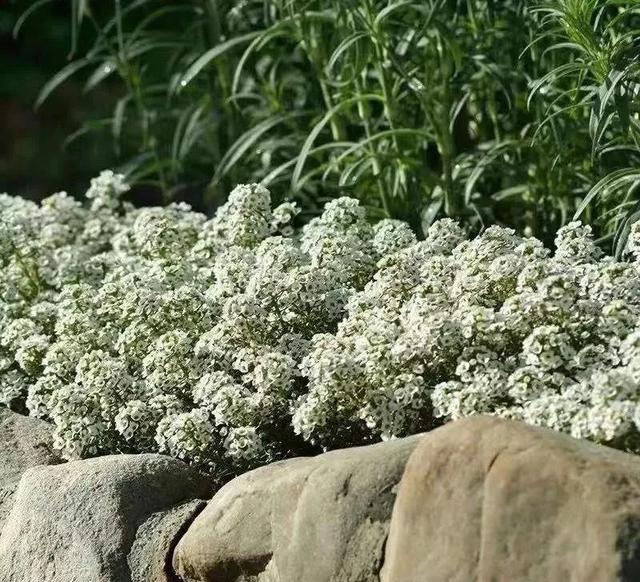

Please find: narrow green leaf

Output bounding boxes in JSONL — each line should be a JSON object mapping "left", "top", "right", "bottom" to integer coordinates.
{"left": 374, "top": 0, "right": 419, "bottom": 26}
{"left": 574, "top": 168, "right": 640, "bottom": 220}
{"left": 112, "top": 96, "right": 131, "bottom": 153}
{"left": 325, "top": 32, "right": 369, "bottom": 79}
{"left": 36, "top": 58, "right": 96, "bottom": 109}
{"left": 84, "top": 60, "right": 118, "bottom": 92}
{"left": 292, "top": 94, "right": 384, "bottom": 191}
{"left": 178, "top": 31, "right": 262, "bottom": 90}
{"left": 13, "top": 0, "right": 54, "bottom": 38}
{"left": 212, "top": 112, "right": 308, "bottom": 184}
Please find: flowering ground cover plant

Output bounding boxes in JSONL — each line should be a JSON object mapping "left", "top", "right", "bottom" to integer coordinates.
{"left": 3, "top": 171, "right": 640, "bottom": 473}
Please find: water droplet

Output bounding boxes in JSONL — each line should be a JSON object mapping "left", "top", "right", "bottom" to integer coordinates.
{"left": 408, "top": 78, "right": 425, "bottom": 92}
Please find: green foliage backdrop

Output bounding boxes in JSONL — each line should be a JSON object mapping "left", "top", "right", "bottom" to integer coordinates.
{"left": 11, "top": 0, "right": 640, "bottom": 246}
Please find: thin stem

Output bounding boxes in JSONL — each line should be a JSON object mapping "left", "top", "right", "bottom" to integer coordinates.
{"left": 294, "top": 6, "right": 346, "bottom": 142}
{"left": 365, "top": 0, "right": 407, "bottom": 206}
{"left": 355, "top": 76, "right": 391, "bottom": 216}
{"left": 113, "top": 0, "right": 169, "bottom": 198}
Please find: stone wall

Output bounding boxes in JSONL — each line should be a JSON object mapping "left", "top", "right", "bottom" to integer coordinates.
{"left": 2, "top": 411, "right": 640, "bottom": 581}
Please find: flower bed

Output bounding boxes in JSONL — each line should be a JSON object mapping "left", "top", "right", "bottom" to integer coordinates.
{"left": 2, "top": 172, "right": 640, "bottom": 471}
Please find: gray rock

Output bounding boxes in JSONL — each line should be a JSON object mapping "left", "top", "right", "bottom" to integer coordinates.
{"left": 0, "top": 408, "right": 59, "bottom": 529}
{"left": 0, "top": 453, "right": 212, "bottom": 582}
{"left": 173, "top": 435, "right": 423, "bottom": 582}
{"left": 129, "top": 499, "right": 207, "bottom": 582}
{"left": 381, "top": 415, "right": 640, "bottom": 582}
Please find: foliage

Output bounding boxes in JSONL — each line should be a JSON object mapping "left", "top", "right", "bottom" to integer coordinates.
{"left": 15, "top": 0, "right": 639, "bottom": 244}
{"left": 532, "top": 0, "right": 640, "bottom": 251}
{"left": 3, "top": 172, "right": 640, "bottom": 474}
{"left": 0, "top": 1, "right": 115, "bottom": 199}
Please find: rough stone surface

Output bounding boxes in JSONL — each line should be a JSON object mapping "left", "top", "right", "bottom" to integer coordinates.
{"left": 0, "top": 408, "right": 59, "bottom": 529}
{"left": 0, "top": 453, "right": 212, "bottom": 582}
{"left": 173, "top": 435, "right": 424, "bottom": 582}
{"left": 381, "top": 415, "right": 640, "bottom": 582}
{"left": 5, "top": 412, "right": 640, "bottom": 582}
{"left": 129, "top": 500, "right": 207, "bottom": 582}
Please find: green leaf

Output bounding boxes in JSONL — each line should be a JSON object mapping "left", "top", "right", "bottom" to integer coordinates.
{"left": 325, "top": 31, "right": 370, "bottom": 79}
{"left": 574, "top": 168, "right": 640, "bottom": 220}
{"left": 262, "top": 143, "right": 351, "bottom": 187}
{"left": 70, "top": 0, "right": 90, "bottom": 58}
{"left": 333, "top": 128, "right": 431, "bottom": 166}
{"left": 84, "top": 60, "right": 118, "bottom": 92}
{"left": 374, "top": 0, "right": 420, "bottom": 26}
{"left": 112, "top": 96, "right": 132, "bottom": 153}
{"left": 231, "top": 26, "right": 291, "bottom": 97}
{"left": 177, "top": 103, "right": 210, "bottom": 161}
{"left": 292, "top": 94, "right": 384, "bottom": 191}
{"left": 63, "top": 119, "right": 112, "bottom": 149}
{"left": 13, "top": 0, "right": 54, "bottom": 38}
{"left": 212, "top": 112, "right": 308, "bottom": 184}
{"left": 178, "top": 31, "right": 262, "bottom": 90}
{"left": 36, "top": 58, "right": 96, "bottom": 109}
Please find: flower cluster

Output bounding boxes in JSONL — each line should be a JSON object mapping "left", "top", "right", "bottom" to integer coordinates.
{"left": 0, "top": 173, "right": 410, "bottom": 470}
{"left": 300, "top": 220, "right": 640, "bottom": 451}
{"left": 3, "top": 173, "right": 640, "bottom": 472}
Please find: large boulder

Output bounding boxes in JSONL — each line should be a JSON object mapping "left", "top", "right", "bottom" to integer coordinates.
{"left": 173, "top": 435, "right": 424, "bottom": 582}
{"left": 381, "top": 415, "right": 640, "bottom": 582}
{"left": 6, "top": 413, "right": 640, "bottom": 582}
{"left": 0, "top": 453, "right": 213, "bottom": 582}
{"left": 0, "top": 408, "right": 59, "bottom": 529}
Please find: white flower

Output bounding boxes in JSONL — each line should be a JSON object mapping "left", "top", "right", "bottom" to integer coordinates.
{"left": 554, "top": 221, "right": 602, "bottom": 264}
{"left": 85, "top": 170, "right": 129, "bottom": 212}
{"left": 4, "top": 170, "right": 640, "bottom": 471}
{"left": 0, "top": 369, "right": 29, "bottom": 407}
{"left": 270, "top": 201, "right": 300, "bottom": 236}
{"left": 625, "top": 220, "right": 640, "bottom": 261}
{"left": 372, "top": 219, "right": 416, "bottom": 257}
{"left": 26, "top": 374, "right": 63, "bottom": 419}
{"left": 15, "top": 333, "right": 50, "bottom": 375}
{"left": 223, "top": 426, "right": 266, "bottom": 462}
{"left": 155, "top": 409, "right": 219, "bottom": 468}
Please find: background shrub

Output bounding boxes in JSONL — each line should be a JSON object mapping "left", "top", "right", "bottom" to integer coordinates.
{"left": 13, "top": 0, "right": 640, "bottom": 247}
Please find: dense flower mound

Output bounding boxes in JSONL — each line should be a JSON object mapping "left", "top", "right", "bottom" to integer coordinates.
{"left": 2, "top": 172, "right": 640, "bottom": 471}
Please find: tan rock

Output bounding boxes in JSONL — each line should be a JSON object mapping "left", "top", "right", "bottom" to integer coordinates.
{"left": 382, "top": 415, "right": 640, "bottom": 582}
{"left": 173, "top": 435, "right": 424, "bottom": 582}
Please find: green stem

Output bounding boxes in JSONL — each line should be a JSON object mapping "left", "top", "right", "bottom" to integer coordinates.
{"left": 366, "top": 0, "right": 406, "bottom": 206}
{"left": 202, "top": 0, "right": 241, "bottom": 191}
{"left": 355, "top": 76, "right": 391, "bottom": 216}
{"left": 438, "top": 64, "right": 459, "bottom": 217}
{"left": 114, "top": 0, "right": 169, "bottom": 198}
{"left": 294, "top": 6, "right": 346, "bottom": 142}
{"left": 319, "top": 82, "right": 346, "bottom": 142}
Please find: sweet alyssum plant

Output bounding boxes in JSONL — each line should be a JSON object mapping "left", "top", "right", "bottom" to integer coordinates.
{"left": 2, "top": 172, "right": 640, "bottom": 472}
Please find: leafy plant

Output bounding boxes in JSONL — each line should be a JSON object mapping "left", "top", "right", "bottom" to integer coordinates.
{"left": 15, "top": 0, "right": 640, "bottom": 246}
{"left": 529, "top": 0, "right": 640, "bottom": 247}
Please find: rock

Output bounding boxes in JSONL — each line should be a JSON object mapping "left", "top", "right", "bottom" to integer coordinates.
{"left": 129, "top": 500, "right": 207, "bottom": 582}
{"left": 0, "top": 408, "right": 59, "bottom": 529}
{"left": 0, "top": 453, "right": 212, "bottom": 582}
{"left": 7, "top": 413, "right": 639, "bottom": 582}
{"left": 381, "top": 415, "right": 640, "bottom": 582}
{"left": 173, "top": 435, "right": 424, "bottom": 582}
